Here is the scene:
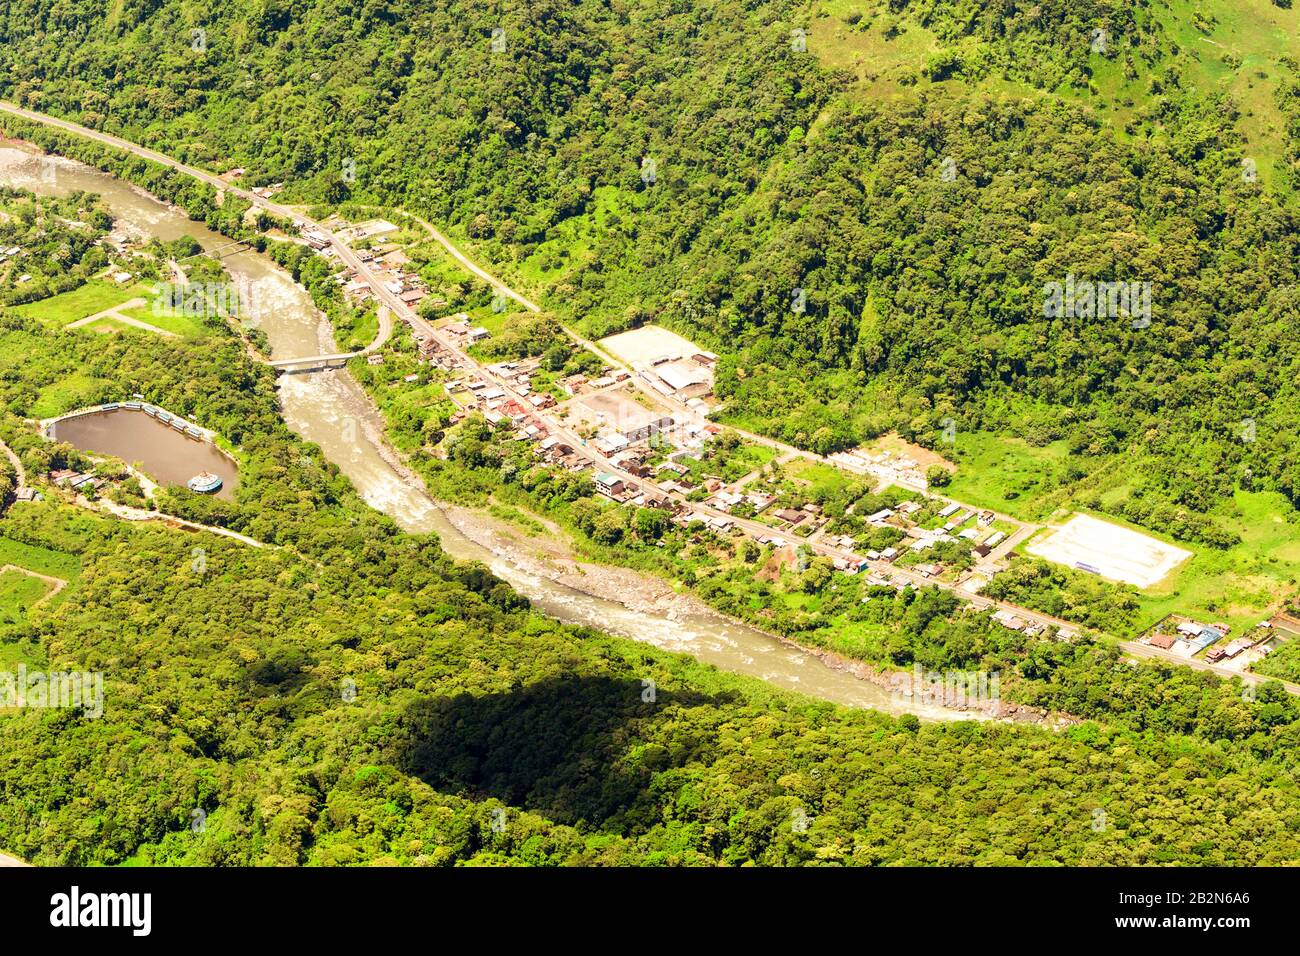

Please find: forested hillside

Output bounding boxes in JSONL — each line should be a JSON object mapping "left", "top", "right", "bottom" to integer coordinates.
{"left": 9, "top": 0, "right": 1300, "bottom": 866}
{"left": 6, "top": 0, "right": 1300, "bottom": 538}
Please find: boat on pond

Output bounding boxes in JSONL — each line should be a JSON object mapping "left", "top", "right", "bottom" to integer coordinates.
{"left": 186, "top": 472, "right": 223, "bottom": 494}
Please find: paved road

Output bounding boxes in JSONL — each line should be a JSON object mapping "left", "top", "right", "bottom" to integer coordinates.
{"left": 7, "top": 100, "right": 1294, "bottom": 693}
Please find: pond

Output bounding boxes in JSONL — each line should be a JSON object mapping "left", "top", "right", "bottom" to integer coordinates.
{"left": 49, "top": 408, "right": 239, "bottom": 501}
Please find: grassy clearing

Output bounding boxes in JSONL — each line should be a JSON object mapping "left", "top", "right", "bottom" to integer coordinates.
{"left": 942, "top": 433, "right": 1074, "bottom": 520}
{"left": 13, "top": 280, "right": 154, "bottom": 327}
{"left": 671, "top": 439, "right": 777, "bottom": 486}
{"left": 1144, "top": 0, "right": 1300, "bottom": 179}
{"left": 487, "top": 502, "right": 547, "bottom": 537}
{"left": 1135, "top": 491, "right": 1300, "bottom": 635}
{"left": 0, "top": 638, "right": 43, "bottom": 672}
{"left": 328, "top": 306, "right": 378, "bottom": 352}
{"left": 810, "top": 2, "right": 939, "bottom": 101}
{"left": 117, "top": 304, "right": 214, "bottom": 338}
{"left": 0, "top": 568, "right": 54, "bottom": 624}
{"left": 28, "top": 372, "right": 111, "bottom": 419}
{"left": 782, "top": 458, "right": 861, "bottom": 498}
{"left": 462, "top": 306, "right": 529, "bottom": 336}
{"left": 0, "top": 535, "right": 81, "bottom": 581}
{"left": 810, "top": 0, "right": 1300, "bottom": 188}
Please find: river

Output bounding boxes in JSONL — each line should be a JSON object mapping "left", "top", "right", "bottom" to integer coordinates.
{"left": 0, "top": 142, "right": 972, "bottom": 719}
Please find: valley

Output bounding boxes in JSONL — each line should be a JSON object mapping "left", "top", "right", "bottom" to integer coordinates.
{"left": 3, "top": 0, "right": 1300, "bottom": 875}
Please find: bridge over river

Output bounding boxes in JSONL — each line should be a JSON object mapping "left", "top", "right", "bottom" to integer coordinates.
{"left": 269, "top": 305, "right": 393, "bottom": 374}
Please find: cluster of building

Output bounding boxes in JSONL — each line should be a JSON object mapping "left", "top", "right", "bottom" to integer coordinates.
{"left": 319, "top": 219, "right": 432, "bottom": 312}
{"left": 705, "top": 486, "right": 776, "bottom": 516}
{"left": 0, "top": 244, "right": 31, "bottom": 285}
{"left": 48, "top": 468, "right": 106, "bottom": 494}
{"left": 589, "top": 471, "right": 675, "bottom": 511}
{"left": 449, "top": 377, "right": 545, "bottom": 432}
{"left": 989, "top": 608, "right": 1070, "bottom": 639}
{"left": 562, "top": 389, "right": 711, "bottom": 460}
{"left": 770, "top": 503, "right": 826, "bottom": 533}
{"left": 831, "top": 445, "right": 933, "bottom": 492}
{"left": 1143, "top": 616, "right": 1273, "bottom": 665}
{"left": 632, "top": 350, "right": 717, "bottom": 410}
{"left": 407, "top": 331, "right": 465, "bottom": 373}
{"left": 297, "top": 226, "right": 1073, "bottom": 629}
{"left": 865, "top": 501, "right": 1005, "bottom": 562}
{"left": 557, "top": 369, "right": 631, "bottom": 397}
{"left": 118, "top": 402, "right": 209, "bottom": 441}
{"left": 442, "top": 317, "right": 491, "bottom": 346}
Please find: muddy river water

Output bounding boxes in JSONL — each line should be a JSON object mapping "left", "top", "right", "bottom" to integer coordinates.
{"left": 0, "top": 143, "right": 972, "bottom": 719}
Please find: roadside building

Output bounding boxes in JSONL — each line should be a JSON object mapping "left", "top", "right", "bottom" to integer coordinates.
{"left": 594, "top": 473, "right": 625, "bottom": 497}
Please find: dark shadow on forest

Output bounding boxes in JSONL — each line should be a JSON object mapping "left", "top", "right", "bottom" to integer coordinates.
{"left": 398, "top": 675, "right": 739, "bottom": 831}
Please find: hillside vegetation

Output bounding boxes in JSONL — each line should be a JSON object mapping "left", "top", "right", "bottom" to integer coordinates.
{"left": 1, "top": 305, "right": 1298, "bottom": 865}
{"left": 7, "top": 1, "right": 1300, "bottom": 544}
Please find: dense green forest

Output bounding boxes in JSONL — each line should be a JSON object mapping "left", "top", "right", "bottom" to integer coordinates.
{"left": 0, "top": 235, "right": 1297, "bottom": 863}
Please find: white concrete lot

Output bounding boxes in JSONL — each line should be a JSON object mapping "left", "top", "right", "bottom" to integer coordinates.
{"left": 598, "top": 324, "right": 705, "bottom": 365}
{"left": 1026, "top": 513, "right": 1192, "bottom": 589}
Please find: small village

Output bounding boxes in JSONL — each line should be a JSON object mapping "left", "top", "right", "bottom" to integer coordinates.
{"left": 1138, "top": 614, "right": 1297, "bottom": 672}
{"left": 6, "top": 181, "right": 1295, "bottom": 687}
{"left": 287, "top": 210, "right": 1300, "bottom": 681}
{"left": 1, "top": 167, "right": 1294, "bottom": 688}
{"left": 317, "top": 221, "right": 1056, "bottom": 642}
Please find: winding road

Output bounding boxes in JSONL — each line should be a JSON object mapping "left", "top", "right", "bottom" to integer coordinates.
{"left": 0, "top": 438, "right": 26, "bottom": 494}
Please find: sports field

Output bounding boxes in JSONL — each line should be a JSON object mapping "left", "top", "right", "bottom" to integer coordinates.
{"left": 1026, "top": 513, "right": 1192, "bottom": 589}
